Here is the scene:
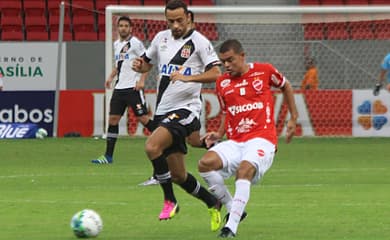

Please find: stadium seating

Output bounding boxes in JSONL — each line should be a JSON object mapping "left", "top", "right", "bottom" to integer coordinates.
{"left": 344, "top": 0, "right": 369, "bottom": 4}
{"left": 119, "top": 0, "right": 142, "bottom": 5}
{"left": 0, "top": 1, "right": 24, "bottom": 41}
{"left": 190, "top": 0, "right": 213, "bottom": 5}
{"left": 348, "top": 14, "right": 374, "bottom": 39}
{"left": 1, "top": 25, "right": 24, "bottom": 41}
{"left": 321, "top": 0, "right": 344, "bottom": 5}
{"left": 49, "top": 14, "right": 73, "bottom": 41}
{"left": 349, "top": 21, "right": 374, "bottom": 39}
{"left": 96, "top": 0, "right": 119, "bottom": 13}
{"left": 142, "top": 0, "right": 166, "bottom": 5}
{"left": 299, "top": 0, "right": 321, "bottom": 5}
{"left": 369, "top": 0, "right": 388, "bottom": 4}
{"left": 146, "top": 20, "right": 167, "bottom": 41}
{"left": 374, "top": 20, "right": 390, "bottom": 40}
{"left": 0, "top": 0, "right": 220, "bottom": 41}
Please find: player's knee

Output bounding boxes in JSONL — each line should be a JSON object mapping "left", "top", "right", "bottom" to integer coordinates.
{"left": 236, "top": 161, "right": 256, "bottom": 180}
{"left": 171, "top": 171, "right": 186, "bottom": 184}
{"left": 108, "top": 115, "right": 121, "bottom": 125}
{"left": 198, "top": 155, "right": 217, "bottom": 172}
{"left": 144, "top": 141, "right": 161, "bottom": 159}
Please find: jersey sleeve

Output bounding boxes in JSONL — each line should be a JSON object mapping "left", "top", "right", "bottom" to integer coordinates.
{"left": 144, "top": 32, "right": 161, "bottom": 64}
{"left": 216, "top": 77, "right": 227, "bottom": 114}
{"left": 196, "top": 35, "right": 220, "bottom": 70}
{"left": 133, "top": 38, "right": 146, "bottom": 57}
{"left": 267, "top": 63, "right": 286, "bottom": 89}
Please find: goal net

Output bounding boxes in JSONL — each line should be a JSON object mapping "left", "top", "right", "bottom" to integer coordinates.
{"left": 105, "top": 5, "right": 390, "bottom": 137}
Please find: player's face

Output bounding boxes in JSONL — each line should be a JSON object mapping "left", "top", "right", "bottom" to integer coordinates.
{"left": 166, "top": 8, "right": 188, "bottom": 39}
{"left": 219, "top": 49, "right": 246, "bottom": 77}
{"left": 118, "top": 20, "right": 132, "bottom": 39}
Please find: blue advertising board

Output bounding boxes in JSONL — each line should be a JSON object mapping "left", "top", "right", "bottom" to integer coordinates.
{"left": 0, "top": 91, "right": 54, "bottom": 137}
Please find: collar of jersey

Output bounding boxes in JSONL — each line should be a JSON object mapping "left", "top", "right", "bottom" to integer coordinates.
{"left": 180, "top": 29, "right": 194, "bottom": 40}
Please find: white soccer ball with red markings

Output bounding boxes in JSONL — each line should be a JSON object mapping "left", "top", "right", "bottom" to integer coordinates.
{"left": 70, "top": 209, "right": 103, "bottom": 238}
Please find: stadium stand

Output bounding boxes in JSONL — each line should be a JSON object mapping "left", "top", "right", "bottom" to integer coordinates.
{"left": 344, "top": 0, "right": 369, "bottom": 4}
{"left": 321, "top": 0, "right": 344, "bottom": 5}
{"left": 300, "top": 0, "right": 321, "bottom": 4}
{"left": 0, "top": 0, "right": 387, "bottom": 42}
{"left": 119, "top": 0, "right": 141, "bottom": 4}
{"left": 0, "top": 0, "right": 24, "bottom": 40}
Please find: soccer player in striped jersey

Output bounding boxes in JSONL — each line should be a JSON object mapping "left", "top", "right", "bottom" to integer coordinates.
{"left": 132, "top": 0, "right": 222, "bottom": 231}
{"left": 92, "top": 16, "right": 155, "bottom": 164}
{"left": 198, "top": 39, "right": 298, "bottom": 238}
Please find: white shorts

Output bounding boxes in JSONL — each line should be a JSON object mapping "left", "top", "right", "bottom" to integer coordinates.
{"left": 209, "top": 138, "right": 276, "bottom": 184}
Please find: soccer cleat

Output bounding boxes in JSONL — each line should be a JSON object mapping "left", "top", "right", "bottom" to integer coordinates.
{"left": 223, "top": 211, "right": 247, "bottom": 224}
{"left": 218, "top": 227, "right": 235, "bottom": 238}
{"left": 159, "top": 200, "right": 179, "bottom": 220}
{"left": 208, "top": 203, "right": 222, "bottom": 231}
{"left": 138, "top": 176, "right": 159, "bottom": 186}
{"left": 91, "top": 155, "right": 113, "bottom": 164}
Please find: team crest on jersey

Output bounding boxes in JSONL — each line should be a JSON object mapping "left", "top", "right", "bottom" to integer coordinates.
{"left": 252, "top": 78, "right": 263, "bottom": 91}
{"left": 181, "top": 45, "right": 192, "bottom": 58}
{"left": 220, "top": 79, "right": 231, "bottom": 88}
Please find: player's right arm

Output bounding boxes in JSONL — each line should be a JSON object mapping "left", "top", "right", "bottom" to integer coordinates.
{"left": 105, "top": 68, "right": 118, "bottom": 89}
{"left": 132, "top": 57, "right": 153, "bottom": 73}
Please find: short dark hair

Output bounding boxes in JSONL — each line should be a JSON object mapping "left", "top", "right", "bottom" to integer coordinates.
{"left": 188, "top": 10, "right": 194, "bottom": 23}
{"left": 219, "top": 39, "right": 244, "bottom": 54}
{"left": 165, "top": 0, "right": 188, "bottom": 14}
{"left": 117, "top": 16, "right": 132, "bottom": 26}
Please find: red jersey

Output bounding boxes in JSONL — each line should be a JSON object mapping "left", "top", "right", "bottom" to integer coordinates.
{"left": 216, "top": 62, "right": 286, "bottom": 144}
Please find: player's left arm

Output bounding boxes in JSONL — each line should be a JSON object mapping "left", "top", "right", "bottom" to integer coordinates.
{"left": 281, "top": 80, "right": 298, "bottom": 143}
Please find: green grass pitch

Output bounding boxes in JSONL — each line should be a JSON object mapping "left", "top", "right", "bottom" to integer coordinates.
{"left": 0, "top": 137, "right": 389, "bottom": 239}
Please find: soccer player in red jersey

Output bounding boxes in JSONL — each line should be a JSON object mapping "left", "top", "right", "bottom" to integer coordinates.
{"left": 198, "top": 39, "right": 298, "bottom": 238}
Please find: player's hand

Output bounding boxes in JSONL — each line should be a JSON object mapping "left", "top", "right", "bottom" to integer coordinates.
{"left": 170, "top": 71, "right": 186, "bottom": 83}
{"left": 285, "top": 119, "right": 296, "bottom": 144}
{"left": 373, "top": 83, "right": 382, "bottom": 96}
{"left": 132, "top": 57, "right": 144, "bottom": 72}
{"left": 135, "top": 80, "right": 144, "bottom": 91}
{"left": 105, "top": 78, "right": 113, "bottom": 89}
{"left": 200, "top": 132, "right": 221, "bottom": 149}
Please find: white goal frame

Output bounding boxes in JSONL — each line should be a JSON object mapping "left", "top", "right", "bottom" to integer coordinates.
{"left": 104, "top": 5, "right": 390, "bottom": 136}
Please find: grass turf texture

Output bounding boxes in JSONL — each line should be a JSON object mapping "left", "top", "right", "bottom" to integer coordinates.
{"left": 0, "top": 137, "right": 389, "bottom": 239}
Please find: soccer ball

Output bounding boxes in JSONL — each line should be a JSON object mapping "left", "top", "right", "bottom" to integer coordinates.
{"left": 70, "top": 209, "right": 103, "bottom": 238}
{"left": 35, "top": 128, "right": 48, "bottom": 139}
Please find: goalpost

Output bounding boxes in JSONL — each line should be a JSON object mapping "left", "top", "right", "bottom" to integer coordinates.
{"left": 104, "top": 5, "right": 390, "bottom": 137}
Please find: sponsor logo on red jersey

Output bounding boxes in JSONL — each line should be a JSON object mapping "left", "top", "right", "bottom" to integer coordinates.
{"left": 227, "top": 102, "right": 264, "bottom": 116}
